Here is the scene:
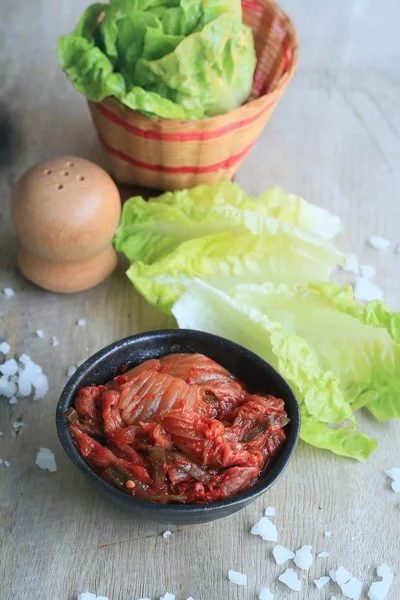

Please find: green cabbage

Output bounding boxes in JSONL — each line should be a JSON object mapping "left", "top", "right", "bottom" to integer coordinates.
{"left": 114, "top": 183, "right": 344, "bottom": 313}
{"left": 58, "top": 0, "right": 256, "bottom": 119}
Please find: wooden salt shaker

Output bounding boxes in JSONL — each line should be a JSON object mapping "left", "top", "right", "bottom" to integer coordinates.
{"left": 12, "top": 156, "right": 121, "bottom": 293}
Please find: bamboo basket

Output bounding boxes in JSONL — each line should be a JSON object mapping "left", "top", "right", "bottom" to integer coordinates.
{"left": 88, "top": 0, "right": 298, "bottom": 191}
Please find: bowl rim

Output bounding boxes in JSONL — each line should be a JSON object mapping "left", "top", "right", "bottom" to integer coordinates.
{"left": 56, "top": 329, "right": 300, "bottom": 515}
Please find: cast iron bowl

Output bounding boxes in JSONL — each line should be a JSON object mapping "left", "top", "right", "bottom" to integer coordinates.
{"left": 56, "top": 329, "right": 300, "bottom": 525}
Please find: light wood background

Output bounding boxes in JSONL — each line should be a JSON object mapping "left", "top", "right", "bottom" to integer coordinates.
{"left": 1, "top": 1, "right": 399, "bottom": 599}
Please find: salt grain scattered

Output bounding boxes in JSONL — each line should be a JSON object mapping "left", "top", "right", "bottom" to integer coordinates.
{"left": 318, "top": 552, "right": 330, "bottom": 558}
{"left": 330, "top": 569, "right": 337, "bottom": 582}
{"left": 12, "top": 420, "right": 23, "bottom": 434}
{"left": 4, "top": 461, "right": 10, "bottom": 467}
{"left": 368, "top": 236, "right": 391, "bottom": 250}
{"left": 162, "top": 531, "right": 172, "bottom": 539}
{"left": 264, "top": 506, "right": 276, "bottom": 517}
{"left": 342, "top": 254, "right": 359, "bottom": 274}
{"left": 340, "top": 577, "right": 363, "bottom": 600}
{"left": 335, "top": 567, "right": 353, "bottom": 586}
{"left": 8, "top": 397, "right": 17, "bottom": 405}
{"left": 259, "top": 587, "right": 274, "bottom": 600}
{"left": 66, "top": 365, "right": 77, "bottom": 377}
{"left": 3, "top": 287, "right": 15, "bottom": 297}
{"left": 35, "top": 330, "right": 44, "bottom": 338}
{"left": 359, "top": 264, "right": 376, "bottom": 279}
{"left": 278, "top": 568, "right": 301, "bottom": 592}
{"left": 325, "top": 531, "right": 332, "bottom": 537}
{"left": 77, "top": 318, "right": 87, "bottom": 327}
{"left": 0, "top": 342, "right": 11, "bottom": 354}
{"left": 0, "top": 359, "right": 18, "bottom": 377}
{"left": 272, "top": 545, "right": 295, "bottom": 565}
{"left": 293, "top": 545, "right": 313, "bottom": 570}
{"left": 251, "top": 517, "right": 278, "bottom": 542}
{"left": 314, "top": 576, "right": 330, "bottom": 590}
{"left": 228, "top": 570, "right": 247, "bottom": 586}
{"left": 385, "top": 468, "right": 400, "bottom": 492}
{"left": 160, "top": 594, "right": 175, "bottom": 600}
{"left": 368, "top": 564, "right": 394, "bottom": 600}
{"left": 51, "top": 336, "right": 59, "bottom": 347}
{"left": 36, "top": 448, "right": 57, "bottom": 472}
{"left": 354, "top": 278, "right": 383, "bottom": 302}
{"left": 0, "top": 377, "right": 17, "bottom": 398}
{"left": 77, "top": 594, "right": 109, "bottom": 600}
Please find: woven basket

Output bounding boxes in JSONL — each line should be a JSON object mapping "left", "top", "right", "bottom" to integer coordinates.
{"left": 88, "top": 0, "right": 298, "bottom": 191}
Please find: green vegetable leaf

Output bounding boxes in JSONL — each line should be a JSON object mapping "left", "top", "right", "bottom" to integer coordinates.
{"left": 58, "top": 0, "right": 256, "bottom": 119}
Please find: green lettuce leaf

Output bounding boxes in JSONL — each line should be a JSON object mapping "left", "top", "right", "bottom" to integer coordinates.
{"left": 172, "top": 278, "right": 400, "bottom": 459}
{"left": 58, "top": 0, "right": 256, "bottom": 119}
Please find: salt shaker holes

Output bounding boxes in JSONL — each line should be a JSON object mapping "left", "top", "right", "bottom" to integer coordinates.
{"left": 77, "top": 175, "right": 85, "bottom": 182}
{"left": 62, "top": 171, "right": 70, "bottom": 176}
{"left": 56, "top": 184, "right": 64, "bottom": 190}
{"left": 44, "top": 169, "right": 52, "bottom": 175}
{"left": 66, "top": 161, "right": 75, "bottom": 168}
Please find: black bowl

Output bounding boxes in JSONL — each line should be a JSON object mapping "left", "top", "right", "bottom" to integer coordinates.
{"left": 56, "top": 329, "right": 300, "bottom": 525}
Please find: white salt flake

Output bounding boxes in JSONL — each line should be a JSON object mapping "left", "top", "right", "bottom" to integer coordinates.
{"left": 386, "top": 468, "right": 400, "bottom": 492}
{"left": 162, "top": 531, "right": 172, "bottom": 539}
{"left": 340, "top": 577, "right": 363, "bottom": 600}
{"left": 335, "top": 567, "right": 353, "bottom": 586}
{"left": 66, "top": 365, "right": 77, "bottom": 377}
{"left": 318, "top": 552, "right": 330, "bottom": 558}
{"left": 31, "top": 371, "right": 49, "bottom": 401}
{"left": 137, "top": 598, "right": 151, "bottom": 600}
{"left": 160, "top": 594, "right": 175, "bottom": 600}
{"left": 330, "top": 597, "right": 338, "bottom": 600}
{"left": 8, "top": 396, "right": 17, "bottom": 405}
{"left": 228, "top": 570, "right": 247, "bottom": 586}
{"left": 314, "top": 576, "right": 330, "bottom": 590}
{"left": 18, "top": 354, "right": 31, "bottom": 365}
{"left": 3, "top": 287, "right": 15, "bottom": 297}
{"left": 330, "top": 569, "right": 337, "bottom": 582}
{"left": 354, "top": 278, "right": 383, "bottom": 302}
{"left": 272, "top": 545, "right": 295, "bottom": 565}
{"left": 325, "top": 531, "right": 332, "bottom": 537}
{"left": 368, "top": 236, "right": 391, "bottom": 250}
{"left": 77, "top": 318, "right": 87, "bottom": 327}
{"left": 4, "top": 461, "right": 10, "bottom": 467}
{"left": 0, "top": 358, "right": 18, "bottom": 377}
{"left": 51, "top": 336, "right": 59, "bottom": 347}
{"left": 78, "top": 594, "right": 109, "bottom": 600}
{"left": 294, "top": 545, "right": 313, "bottom": 570}
{"left": 359, "top": 264, "right": 376, "bottom": 279}
{"left": 0, "top": 377, "right": 17, "bottom": 398}
{"left": 342, "top": 254, "right": 359, "bottom": 274}
{"left": 12, "top": 420, "right": 23, "bottom": 434}
{"left": 186, "top": 597, "right": 195, "bottom": 600}
{"left": 35, "top": 329, "right": 44, "bottom": 338}
{"left": 0, "top": 342, "right": 11, "bottom": 354}
{"left": 264, "top": 506, "right": 276, "bottom": 517}
{"left": 251, "top": 517, "right": 278, "bottom": 542}
{"left": 36, "top": 448, "right": 57, "bottom": 472}
{"left": 278, "top": 568, "right": 301, "bottom": 592}
{"left": 259, "top": 587, "right": 274, "bottom": 600}
{"left": 368, "top": 564, "right": 394, "bottom": 600}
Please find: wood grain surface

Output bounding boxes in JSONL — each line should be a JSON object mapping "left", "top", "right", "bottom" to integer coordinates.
{"left": 1, "top": 1, "right": 399, "bottom": 599}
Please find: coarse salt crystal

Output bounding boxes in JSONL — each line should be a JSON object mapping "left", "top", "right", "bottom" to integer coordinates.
{"left": 329, "top": 569, "right": 337, "bottom": 582}
{"left": 340, "top": 577, "right": 363, "bottom": 600}
{"left": 3, "top": 288, "right": 15, "bottom": 297}
{"left": 12, "top": 420, "right": 23, "bottom": 434}
{"left": 342, "top": 254, "right": 359, "bottom": 274}
{"left": 77, "top": 318, "right": 87, "bottom": 327}
{"left": 8, "top": 397, "right": 17, "bottom": 405}
{"left": 385, "top": 468, "right": 400, "bottom": 492}
{"left": 35, "top": 330, "right": 44, "bottom": 338}
{"left": 259, "top": 587, "right": 274, "bottom": 600}
{"left": 264, "top": 506, "right": 276, "bottom": 517}
{"left": 77, "top": 594, "right": 109, "bottom": 600}
{"left": 251, "top": 517, "right": 278, "bottom": 542}
{"left": 162, "top": 531, "right": 172, "bottom": 539}
{"left": 186, "top": 597, "right": 195, "bottom": 600}
{"left": 318, "top": 552, "right": 330, "bottom": 558}
{"left": 0, "top": 342, "right": 11, "bottom": 354}
{"left": 0, "top": 358, "right": 19, "bottom": 377}
{"left": 18, "top": 354, "right": 31, "bottom": 365}
{"left": 160, "top": 594, "right": 175, "bottom": 600}
{"left": 137, "top": 598, "right": 151, "bottom": 600}
{"left": 278, "top": 568, "right": 301, "bottom": 592}
{"left": 368, "top": 236, "right": 390, "bottom": 250}
{"left": 354, "top": 278, "right": 383, "bottom": 302}
{"left": 66, "top": 365, "right": 77, "bottom": 377}
{"left": 293, "top": 545, "right": 313, "bottom": 570}
{"left": 272, "top": 545, "right": 295, "bottom": 565}
{"left": 51, "top": 336, "right": 59, "bottom": 347}
{"left": 325, "top": 531, "right": 332, "bottom": 537}
{"left": 4, "top": 461, "right": 10, "bottom": 467}
{"left": 314, "top": 576, "right": 330, "bottom": 590}
{"left": 335, "top": 567, "right": 353, "bottom": 586}
{"left": 0, "top": 377, "right": 17, "bottom": 398}
{"left": 36, "top": 448, "right": 57, "bottom": 472}
{"left": 359, "top": 264, "right": 376, "bottom": 279}
{"left": 228, "top": 570, "right": 247, "bottom": 586}
{"left": 368, "top": 564, "right": 394, "bottom": 600}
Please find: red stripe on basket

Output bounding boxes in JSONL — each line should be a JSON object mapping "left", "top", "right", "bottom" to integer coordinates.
{"left": 95, "top": 100, "right": 275, "bottom": 143}
{"left": 99, "top": 136, "right": 255, "bottom": 174}
{"left": 241, "top": 0, "right": 263, "bottom": 15}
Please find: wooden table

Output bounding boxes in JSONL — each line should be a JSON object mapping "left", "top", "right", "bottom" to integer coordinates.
{"left": 1, "top": 1, "right": 399, "bottom": 599}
